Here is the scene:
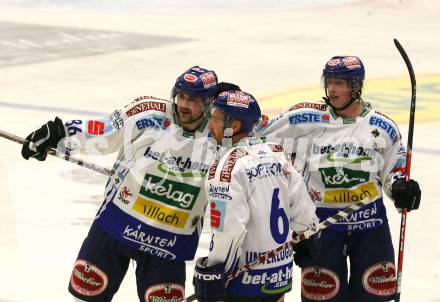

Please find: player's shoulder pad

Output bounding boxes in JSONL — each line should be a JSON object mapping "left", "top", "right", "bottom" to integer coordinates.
{"left": 369, "top": 110, "right": 402, "bottom": 143}
{"left": 258, "top": 101, "right": 327, "bottom": 133}
{"left": 266, "top": 142, "right": 284, "bottom": 153}
{"left": 372, "top": 110, "right": 399, "bottom": 127}
{"left": 208, "top": 147, "right": 249, "bottom": 183}
{"left": 286, "top": 101, "right": 328, "bottom": 113}
{"left": 123, "top": 96, "right": 172, "bottom": 117}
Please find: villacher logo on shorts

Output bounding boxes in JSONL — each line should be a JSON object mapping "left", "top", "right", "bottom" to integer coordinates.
{"left": 144, "top": 283, "right": 184, "bottom": 302}
{"left": 70, "top": 260, "right": 108, "bottom": 296}
{"left": 362, "top": 261, "right": 396, "bottom": 296}
{"left": 301, "top": 266, "right": 340, "bottom": 301}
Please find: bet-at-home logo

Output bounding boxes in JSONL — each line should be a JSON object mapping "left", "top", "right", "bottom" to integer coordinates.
{"left": 140, "top": 173, "right": 200, "bottom": 210}
{"left": 319, "top": 167, "right": 369, "bottom": 189}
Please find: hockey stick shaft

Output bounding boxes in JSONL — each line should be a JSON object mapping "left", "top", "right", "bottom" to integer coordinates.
{"left": 185, "top": 197, "right": 373, "bottom": 302}
{"left": 228, "top": 197, "right": 372, "bottom": 281}
{"left": 0, "top": 128, "right": 113, "bottom": 176}
{"left": 393, "top": 38, "right": 416, "bottom": 302}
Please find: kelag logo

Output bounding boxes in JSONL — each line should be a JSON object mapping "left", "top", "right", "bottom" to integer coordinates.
{"left": 319, "top": 167, "right": 369, "bottom": 188}
{"left": 140, "top": 173, "right": 200, "bottom": 210}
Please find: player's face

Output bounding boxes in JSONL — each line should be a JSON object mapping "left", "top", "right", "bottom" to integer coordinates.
{"left": 326, "top": 78, "right": 353, "bottom": 108}
{"left": 176, "top": 91, "right": 205, "bottom": 125}
{"left": 207, "top": 108, "right": 225, "bottom": 143}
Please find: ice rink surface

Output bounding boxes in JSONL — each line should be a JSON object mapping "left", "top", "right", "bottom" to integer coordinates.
{"left": 0, "top": 0, "right": 439, "bottom": 301}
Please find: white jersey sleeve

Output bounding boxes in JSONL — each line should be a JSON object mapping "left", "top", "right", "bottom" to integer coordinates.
{"left": 256, "top": 102, "right": 329, "bottom": 155}
{"left": 60, "top": 96, "right": 172, "bottom": 156}
{"left": 374, "top": 113, "right": 407, "bottom": 199}
{"left": 205, "top": 148, "right": 251, "bottom": 272}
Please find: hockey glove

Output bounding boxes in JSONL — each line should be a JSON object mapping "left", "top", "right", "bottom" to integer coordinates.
{"left": 292, "top": 233, "right": 320, "bottom": 268}
{"left": 21, "top": 117, "right": 66, "bottom": 161}
{"left": 193, "top": 257, "right": 227, "bottom": 302}
{"left": 391, "top": 179, "right": 421, "bottom": 211}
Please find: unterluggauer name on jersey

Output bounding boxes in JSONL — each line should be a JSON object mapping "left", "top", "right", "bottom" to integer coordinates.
{"left": 245, "top": 248, "right": 293, "bottom": 264}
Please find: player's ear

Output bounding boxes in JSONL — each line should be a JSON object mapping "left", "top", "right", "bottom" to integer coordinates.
{"left": 231, "top": 120, "right": 242, "bottom": 134}
{"left": 351, "top": 82, "right": 362, "bottom": 98}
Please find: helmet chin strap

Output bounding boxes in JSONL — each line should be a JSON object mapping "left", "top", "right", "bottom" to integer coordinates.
{"left": 323, "top": 90, "right": 359, "bottom": 112}
{"left": 220, "top": 127, "right": 233, "bottom": 147}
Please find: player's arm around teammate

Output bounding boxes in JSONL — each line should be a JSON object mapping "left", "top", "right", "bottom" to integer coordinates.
{"left": 20, "top": 67, "right": 242, "bottom": 302}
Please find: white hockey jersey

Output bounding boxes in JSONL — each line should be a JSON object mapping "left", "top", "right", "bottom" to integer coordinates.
{"left": 205, "top": 138, "right": 317, "bottom": 297}
{"left": 61, "top": 96, "right": 217, "bottom": 261}
{"left": 257, "top": 101, "right": 407, "bottom": 232}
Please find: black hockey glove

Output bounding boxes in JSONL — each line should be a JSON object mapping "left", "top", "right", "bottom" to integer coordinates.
{"left": 292, "top": 233, "right": 320, "bottom": 268}
{"left": 21, "top": 117, "right": 66, "bottom": 161}
{"left": 193, "top": 257, "right": 227, "bottom": 302}
{"left": 391, "top": 179, "right": 421, "bottom": 211}
{"left": 215, "top": 82, "right": 241, "bottom": 97}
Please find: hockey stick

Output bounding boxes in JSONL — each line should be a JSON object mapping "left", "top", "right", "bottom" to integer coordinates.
{"left": 0, "top": 128, "right": 113, "bottom": 176}
{"left": 393, "top": 38, "right": 417, "bottom": 302}
{"left": 185, "top": 197, "right": 373, "bottom": 302}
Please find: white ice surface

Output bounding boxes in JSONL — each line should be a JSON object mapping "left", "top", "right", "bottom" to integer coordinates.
{"left": 0, "top": 0, "right": 439, "bottom": 301}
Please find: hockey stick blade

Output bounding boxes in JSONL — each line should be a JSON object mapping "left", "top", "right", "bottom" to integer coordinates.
{"left": 185, "top": 197, "right": 373, "bottom": 302}
{"left": 0, "top": 128, "right": 113, "bottom": 176}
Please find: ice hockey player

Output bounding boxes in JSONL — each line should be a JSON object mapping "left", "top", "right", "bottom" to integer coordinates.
{"left": 21, "top": 66, "right": 238, "bottom": 302}
{"left": 257, "top": 56, "right": 421, "bottom": 301}
{"left": 192, "top": 90, "right": 319, "bottom": 302}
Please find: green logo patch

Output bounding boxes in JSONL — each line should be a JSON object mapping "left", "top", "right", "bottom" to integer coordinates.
{"left": 319, "top": 167, "right": 369, "bottom": 188}
{"left": 140, "top": 173, "right": 200, "bottom": 210}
